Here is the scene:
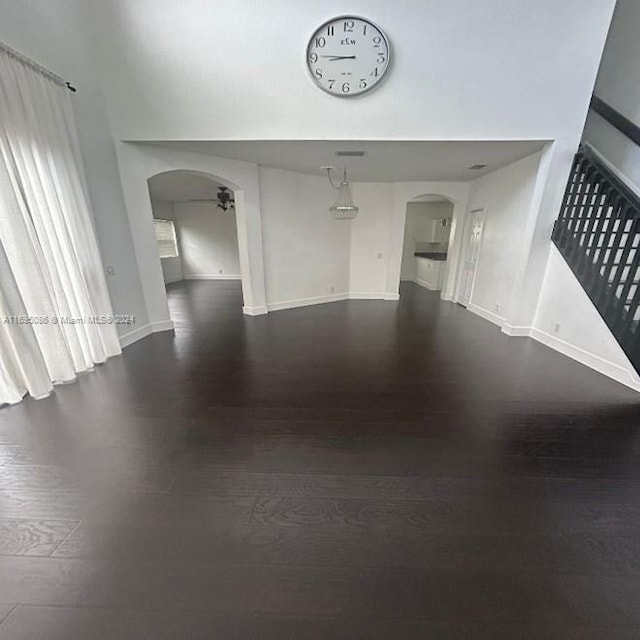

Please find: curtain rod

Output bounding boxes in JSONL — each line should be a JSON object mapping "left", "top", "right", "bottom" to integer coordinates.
{"left": 0, "top": 41, "right": 77, "bottom": 92}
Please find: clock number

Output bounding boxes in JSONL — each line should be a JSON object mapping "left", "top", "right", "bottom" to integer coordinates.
{"left": 344, "top": 20, "right": 355, "bottom": 32}
{"left": 309, "top": 52, "right": 318, "bottom": 63}
{"left": 363, "top": 24, "right": 368, "bottom": 35}
{"left": 315, "top": 69, "right": 323, "bottom": 79}
{"left": 315, "top": 36, "right": 326, "bottom": 48}
{"left": 373, "top": 36, "right": 382, "bottom": 48}
{"left": 359, "top": 78, "right": 367, "bottom": 90}
{"left": 328, "top": 79, "right": 336, "bottom": 90}
{"left": 377, "top": 53, "right": 386, "bottom": 64}
{"left": 342, "top": 82, "right": 350, "bottom": 93}
{"left": 327, "top": 25, "right": 335, "bottom": 36}
{"left": 370, "top": 68, "right": 379, "bottom": 77}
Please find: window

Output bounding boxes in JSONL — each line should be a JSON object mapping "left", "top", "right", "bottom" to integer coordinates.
{"left": 153, "top": 219, "right": 179, "bottom": 258}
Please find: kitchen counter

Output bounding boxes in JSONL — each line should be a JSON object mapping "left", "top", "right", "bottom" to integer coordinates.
{"left": 414, "top": 251, "right": 448, "bottom": 261}
{"left": 414, "top": 254, "right": 448, "bottom": 291}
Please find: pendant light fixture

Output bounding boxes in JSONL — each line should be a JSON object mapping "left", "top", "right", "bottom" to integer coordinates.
{"left": 324, "top": 167, "right": 359, "bottom": 220}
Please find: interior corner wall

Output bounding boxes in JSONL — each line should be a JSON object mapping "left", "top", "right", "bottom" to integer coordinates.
{"left": 259, "top": 167, "right": 350, "bottom": 310}
{"left": 0, "top": 0, "right": 150, "bottom": 343}
{"left": 173, "top": 202, "right": 241, "bottom": 280}
{"left": 465, "top": 151, "right": 544, "bottom": 325}
{"left": 533, "top": 246, "right": 640, "bottom": 391}
{"left": 150, "top": 200, "right": 184, "bottom": 284}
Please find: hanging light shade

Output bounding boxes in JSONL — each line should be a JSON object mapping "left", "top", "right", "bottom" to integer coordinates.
{"left": 326, "top": 168, "right": 359, "bottom": 220}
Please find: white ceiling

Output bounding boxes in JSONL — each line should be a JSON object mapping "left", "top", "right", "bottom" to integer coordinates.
{"left": 140, "top": 140, "right": 548, "bottom": 183}
{"left": 147, "top": 171, "right": 226, "bottom": 202}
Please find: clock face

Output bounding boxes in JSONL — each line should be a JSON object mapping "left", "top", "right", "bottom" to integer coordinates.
{"left": 307, "top": 16, "right": 390, "bottom": 97}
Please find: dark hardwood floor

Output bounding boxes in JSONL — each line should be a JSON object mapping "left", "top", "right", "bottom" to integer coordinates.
{"left": 1, "top": 280, "right": 640, "bottom": 639}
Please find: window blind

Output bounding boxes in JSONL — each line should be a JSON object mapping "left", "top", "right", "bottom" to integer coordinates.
{"left": 153, "top": 219, "right": 179, "bottom": 258}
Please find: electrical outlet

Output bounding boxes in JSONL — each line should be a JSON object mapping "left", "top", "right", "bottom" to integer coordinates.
{"left": 554, "top": 323, "right": 561, "bottom": 333}
{"left": 105, "top": 266, "right": 116, "bottom": 276}
{"left": 218, "top": 269, "right": 223, "bottom": 274}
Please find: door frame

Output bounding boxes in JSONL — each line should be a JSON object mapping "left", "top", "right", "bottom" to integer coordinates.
{"left": 456, "top": 207, "right": 485, "bottom": 306}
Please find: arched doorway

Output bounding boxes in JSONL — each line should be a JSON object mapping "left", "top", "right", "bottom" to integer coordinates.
{"left": 383, "top": 182, "right": 469, "bottom": 303}
{"left": 115, "top": 142, "right": 268, "bottom": 346}
{"left": 147, "top": 170, "right": 245, "bottom": 328}
{"left": 400, "top": 194, "right": 455, "bottom": 296}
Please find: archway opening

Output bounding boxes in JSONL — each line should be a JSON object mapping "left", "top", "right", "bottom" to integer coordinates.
{"left": 147, "top": 170, "right": 243, "bottom": 328}
{"left": 400, "top": 194, "right": 455, "bottom": 297}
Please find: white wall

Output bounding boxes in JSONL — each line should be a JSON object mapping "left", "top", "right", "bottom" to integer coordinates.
{"left": 458, "top": 148, "right": 640, "bottom": 391}
{"left": 82, "top": 0, "right": 614, "bottom": 145}
{"left": 150, "top": 201, "right": 184, "bottom": 284}
{"left": 0, "top": 0, "right": 150, "bottom": 345}
{"left": 259, "top": 167, "right": 350, "bottom": 310}
{"left": 583, "top": 0, "right": 640, "bottom": 191}
{"left": 173, "top": 202, "right": 240, "bottom": 279}
{"left": 584, "top": 114, "right": 640, "bottom": 193}
{"left": 400, "top": 201, "right": 453, "bottom": 281}
{"left": 533, "top": 247, "right": 640, "bottom": 391}
{"left": 348, "top": 182, "right": 469, "bottom": 300}
{"left": 593, "top": 0, "right": 640, "bottom": 124}
{"left": 116, "top": 143, "right": 268, "bottom": 321}
{"left": 551, "top": 0, "right": 640, "bottom": 389}
{"left": 465, "top": 151, "right": 543, "bottom": 324}
{"left": 78, "top": 0, "right": 615, "bottom": 324}
{"left": 0, "top": 0, "right": 620, "bottom": 357}
{"left": 348, "top": 183, "right": 394, "bottom": 298}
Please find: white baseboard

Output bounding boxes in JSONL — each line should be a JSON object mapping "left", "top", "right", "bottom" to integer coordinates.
{"left": 440, "top": 293, "right": 454, "bottom": 302}
{"left": 267, "top": 293, "right": 349, "bottom": 312}
{"left": 414, "top": 278, "right": 441, "bottom": 292}
{"left": 466, "top": 308, "right": 640, "bottom": 392}
{"left": 151, "top": 320, "right": 175, "bottom": 333}
{"left": 243, "top": 305, "right": 269, "bottom": 316}
{"left": 184, "top": 274, "right": 242, "bottom": 280}
{"left": 501, "top": 323, "right": 532, "bottom": 337}
{"left": 164, "top": 275, "right": 184, "bottom": 284}
{"left": 119, "top": 323, "right": 153, "bottom": 348}
{"left": 383, "top": 293, "right": 400, "bottom": 301}
{"left": 119, "top": 319, "right": 174, "bottom": 349}
{"left": 530, "top": 328, "right": 640, "bottom": 392}
{"left": 468, "top": 303, "right": 505, "bottom": 327}
{"left": 349, "top": 292, "right": 386, "bottom": 300}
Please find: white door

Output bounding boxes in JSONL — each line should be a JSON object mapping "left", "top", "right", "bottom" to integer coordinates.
{"left": 458, "top": 209, "right": 484, "bottom": 307}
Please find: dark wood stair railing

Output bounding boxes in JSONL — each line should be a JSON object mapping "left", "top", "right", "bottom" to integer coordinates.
{"left": 552, "top": 144, "right": 640, "bottom": 373}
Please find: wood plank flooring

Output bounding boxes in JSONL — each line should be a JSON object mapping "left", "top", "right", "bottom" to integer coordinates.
{"left": 1, "top": 280, "right": 640, "bottom": 639}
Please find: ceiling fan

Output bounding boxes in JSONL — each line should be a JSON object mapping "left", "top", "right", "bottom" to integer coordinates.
{"left": 187, "top": 186, "right": 235, "bottom": 211}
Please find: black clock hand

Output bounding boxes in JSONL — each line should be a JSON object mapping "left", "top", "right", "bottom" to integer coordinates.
{"left": 321, "top": 55, "right": 357, "bottom": 61}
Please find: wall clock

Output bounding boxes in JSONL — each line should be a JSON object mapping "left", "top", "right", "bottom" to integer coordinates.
{"left": 307, "top": 16, "right": 390, "bottom": 97}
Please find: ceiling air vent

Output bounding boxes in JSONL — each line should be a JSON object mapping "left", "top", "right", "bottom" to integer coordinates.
{"left": 469, "top": 164, "right": 488, "bottom": 170}
{"left": 336, "top": 150, "right": 366, "bottom": 157}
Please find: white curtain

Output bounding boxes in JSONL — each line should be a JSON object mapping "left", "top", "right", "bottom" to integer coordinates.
{"left": 0, "top": 48, "right": 121, "bottom": 406}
